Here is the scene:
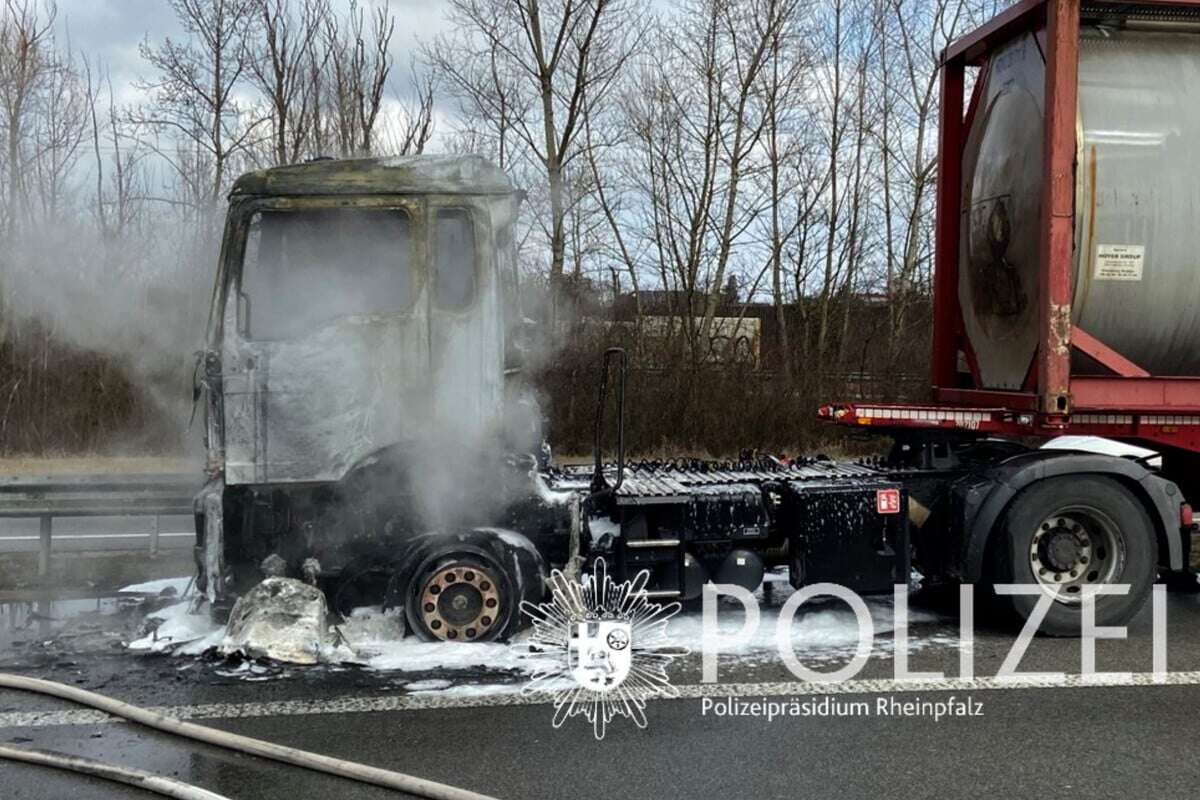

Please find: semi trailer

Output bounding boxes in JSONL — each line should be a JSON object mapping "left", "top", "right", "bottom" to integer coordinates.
{"left": 194, "top": 0, "right": 1200, "bottom": 642}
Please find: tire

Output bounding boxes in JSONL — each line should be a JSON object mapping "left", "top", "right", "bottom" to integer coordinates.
{"left": 404, "top": 551, "right": 519, "bottom": 642}
{"left": 993, "top": 475, "right": 1157, "bottom": 636}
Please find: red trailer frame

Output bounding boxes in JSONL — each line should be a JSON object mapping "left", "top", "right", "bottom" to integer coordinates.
{"left": 824, "top": 0, "right": 1200, "bottom": 455}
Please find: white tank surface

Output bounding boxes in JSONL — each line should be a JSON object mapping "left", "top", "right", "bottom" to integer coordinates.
{"left": 959, "top": 27, "right": 1200, "bottom": 389}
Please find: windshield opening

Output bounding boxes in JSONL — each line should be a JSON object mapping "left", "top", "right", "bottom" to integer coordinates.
{"left": 240, "top": 207, "right": 414, "bottom": 340}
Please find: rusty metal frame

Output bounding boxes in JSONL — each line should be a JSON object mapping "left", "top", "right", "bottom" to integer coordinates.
{"left": 920, "top": 0, "right": 1200, "bottom": 449}
{"left": 1070, "top": 325, "right": 1150, "bottom": 378}
{"left": 1038, "top": 0, "right": 1080, "bottom": 418}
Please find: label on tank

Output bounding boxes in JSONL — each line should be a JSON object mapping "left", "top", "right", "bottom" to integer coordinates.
{"left": 1094, "top": 244, "right": 1144, "bottom": 281}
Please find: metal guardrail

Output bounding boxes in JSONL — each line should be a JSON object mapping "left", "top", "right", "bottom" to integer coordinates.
{"left": 0, "top": 473, "right": 202, "bottom": 576}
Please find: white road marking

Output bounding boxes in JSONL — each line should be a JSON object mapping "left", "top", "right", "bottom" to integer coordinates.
{"left": 2, "top": 670, "right": 1199, "bottom": 729}
{"left": 0, "top": 534, "right": 192, "bottom": 541}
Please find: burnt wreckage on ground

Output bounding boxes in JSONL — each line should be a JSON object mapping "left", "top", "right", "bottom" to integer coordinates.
{"left": 195, "top": 71, "right": 1198, "bottom": 641}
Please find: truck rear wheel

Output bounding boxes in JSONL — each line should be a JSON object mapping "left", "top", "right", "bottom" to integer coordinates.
{"left": 994, "top": 475, "right": 1157, "bottom": 636}
{"left": 405, "top": 553, "right": 516, "bottom": 642}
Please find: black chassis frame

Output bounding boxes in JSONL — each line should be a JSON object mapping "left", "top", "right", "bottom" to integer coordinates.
{"left": 582, "top": 433, "right": 1188, "bottom": 602}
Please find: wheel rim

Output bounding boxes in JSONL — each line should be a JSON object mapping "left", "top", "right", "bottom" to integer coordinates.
{"left": 1029, "top": 505, "right": 1127, "bottom": 605}
{"left": 417, "top": 561, "right": 503, "bottom": 642}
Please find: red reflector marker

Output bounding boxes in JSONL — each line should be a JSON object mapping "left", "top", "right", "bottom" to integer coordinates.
{"left": 1182, "top": 503, "right": 1194, "bottom": 529}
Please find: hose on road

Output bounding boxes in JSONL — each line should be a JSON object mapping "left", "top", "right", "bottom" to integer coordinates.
{"left": 0, "top": 743, "right": 232, "bottom": 800}
{"left": 0, "top": 672, "right": 501, "bottom": 800}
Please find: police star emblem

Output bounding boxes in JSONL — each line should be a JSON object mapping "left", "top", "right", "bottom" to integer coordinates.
{"left": 521, "top": 558, "right": 685, "bottom": 739}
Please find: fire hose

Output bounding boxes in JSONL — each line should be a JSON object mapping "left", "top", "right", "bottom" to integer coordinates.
{"left": 0, "top": 743, "right": 230, "bottom": 800}
{"left": 0, "top": 672, "right": 501, "bottom": 800}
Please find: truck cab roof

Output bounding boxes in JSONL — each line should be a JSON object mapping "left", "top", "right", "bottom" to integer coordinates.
{"left": 229, "top": 154, "right": 515, "bottom": 198}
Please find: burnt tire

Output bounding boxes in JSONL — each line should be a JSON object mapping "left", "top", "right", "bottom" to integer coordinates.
{"left": 994, "top": 475, "right": 1157, "bottom": 636}
{"left": 405, "top": 551, "right": 518, "bottom": 643}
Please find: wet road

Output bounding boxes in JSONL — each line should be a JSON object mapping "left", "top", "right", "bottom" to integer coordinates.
{"left": 2, "top": 587, "right": 1200, "bottom": 799}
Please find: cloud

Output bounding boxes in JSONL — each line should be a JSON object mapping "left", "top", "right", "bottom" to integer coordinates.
{"left": 56, "top": 0, "right": 174, "bottom": 91}
{"left": 55, "top": 0, "right": 452, "bottom": 109}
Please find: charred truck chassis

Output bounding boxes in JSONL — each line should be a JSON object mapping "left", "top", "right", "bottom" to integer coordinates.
{"left": 581, "top": 434, "right": 1185, "bottom": 635}
{"left": 194, "top": 155, "right": 1190, "bottom": 642}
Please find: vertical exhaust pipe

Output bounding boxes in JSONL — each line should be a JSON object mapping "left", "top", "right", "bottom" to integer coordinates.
{"left": 590, "top": 347, "right": 627, "bottom": 500}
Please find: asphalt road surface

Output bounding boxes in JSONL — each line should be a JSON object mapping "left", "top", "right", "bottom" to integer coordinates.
{"left": 2, "top": 583, "right": 1200, "bottom": 800}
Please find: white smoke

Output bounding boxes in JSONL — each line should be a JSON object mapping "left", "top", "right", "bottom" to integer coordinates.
{"left": 2, "top": 211, "right": 218, "bottom": 457}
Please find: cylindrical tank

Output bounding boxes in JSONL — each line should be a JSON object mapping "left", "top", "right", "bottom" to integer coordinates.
{"left": 681, "top": 551, "right": 709, "bottom": 601}
{"left": 959, "top": 26, "right": 1200, "bottom": 388}
{"left": 714, "top": 548, "right": 764, "bottom": 592}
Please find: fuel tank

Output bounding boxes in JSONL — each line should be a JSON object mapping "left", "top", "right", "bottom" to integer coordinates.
{"left": 960, "top": 27, "right": 1200, "bottom": 388}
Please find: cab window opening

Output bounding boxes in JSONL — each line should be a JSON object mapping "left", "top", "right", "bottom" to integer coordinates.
{"left": 434, "top": 208, "right": 477, "bottom": 310}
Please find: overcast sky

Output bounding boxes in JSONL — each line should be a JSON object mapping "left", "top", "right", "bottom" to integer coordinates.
{"left": 56, "top": 0, "right": 450, "bottom": 106}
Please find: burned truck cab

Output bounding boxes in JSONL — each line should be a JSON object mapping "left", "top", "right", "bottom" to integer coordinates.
{"left": 210, "top": 156, "right": 515, "bottom": 483}
{"left": 194, "top": 156, "right": 572, "bottom": 640}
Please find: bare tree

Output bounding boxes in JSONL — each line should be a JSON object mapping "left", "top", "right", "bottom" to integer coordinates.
{"left": 0, "top": 0, "right": 57, "bottom": 234}
{"left": 85, "top": 60, "right": 147, "bottom": 240}
{"left": 582, "top": 104, "right": 643, "bottom": 332}
{"left": 374, "top": 61, "right": 436, "bottom": 157}
{"left": 428, "top": 0, "right": 639, "bottom": 307}
{"left": 793, "top": 0, "right": 883, "bottom": 392}
{"left": 137, "top": 0, "right": 261, "bottom": 208}
{"left": 425, "top": 10, "right": 529, "bottom": 172}
{"left": 814, "top": 0, "right": 850, "bottom": 374}
{"left": 874, "top": 0, "right": 970, "bottom": 359}
{"left": 696, "top": 0, "right": 804, "bottom": 346}
{"left": 28, "top": 42, "right": 87, "bottom": 223}
{"left": 322, "top": 0, "right": 393, "bottom": 157}
{"left": 621, "top": 0, "right": 801, "bottom": 361}
{"left": 248, "top": 0, "right": 327, "bottom": 165}
{"left": 834, "top": 46, "right": 879, "bottom": 375}
{"left": 757, "top": 5, "right": 817, "bottom": 380}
